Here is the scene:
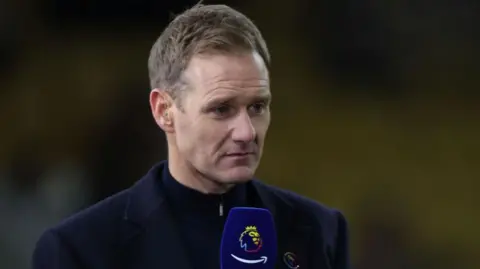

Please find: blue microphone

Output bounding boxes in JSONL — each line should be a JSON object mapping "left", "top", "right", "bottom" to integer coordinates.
{"left": 220, "top": 207, "right": 277, "bottom": 269}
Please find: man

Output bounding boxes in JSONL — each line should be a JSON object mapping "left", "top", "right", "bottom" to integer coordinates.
{"left": 32, "top": 4, "right": 350, "bottom": 269}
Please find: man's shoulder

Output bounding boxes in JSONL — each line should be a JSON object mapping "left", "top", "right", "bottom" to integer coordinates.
{"left": 253, "top": 180, "right": 346, "bottom": 227}
{"left": 55, "top": 188, "right": 130, "bottom": 232}
{"left": 253, "top": 180, "right": 350, "bottom": 266}
{"left": 33, "top": 187, "right": 134, "bottom": 267}
{"left": 40, "top": 187, "right": 132, "bottom": 252}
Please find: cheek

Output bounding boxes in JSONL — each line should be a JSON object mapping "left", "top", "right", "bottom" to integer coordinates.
{"left": 196, "top": 120, "right": 229, "bottom": 148}
{"left": 253, "top": 116, "right": 270, "bottom": 138}
{"left": 176, "top": 117, "right": 227, "bottom": 154}
{"left": 174, "top": 115, "right": 195, "bottom": 151}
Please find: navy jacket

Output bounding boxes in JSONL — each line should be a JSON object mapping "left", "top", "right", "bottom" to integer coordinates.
{"left": 32, "top": 161, "right": 350, "bottom": 269}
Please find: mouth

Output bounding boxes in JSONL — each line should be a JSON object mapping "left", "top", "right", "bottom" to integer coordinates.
{"left": 224, "top": 152, "right": 255, "bottom": 157}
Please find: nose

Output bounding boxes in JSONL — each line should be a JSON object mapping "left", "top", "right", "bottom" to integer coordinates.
{"left": 231, "top": 112, "right": 256, "bottom": 143}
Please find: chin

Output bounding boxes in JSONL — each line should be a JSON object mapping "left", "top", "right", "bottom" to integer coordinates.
{"left": 221, "top": 166, "right": 256, "bottom": 183}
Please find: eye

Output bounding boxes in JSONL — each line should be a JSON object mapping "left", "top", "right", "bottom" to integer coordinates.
{"left": 210, "top": 105, "right": 232, "bottom": 117}
{"left": 249, "top": 102, "right": 267, "bottom": 114}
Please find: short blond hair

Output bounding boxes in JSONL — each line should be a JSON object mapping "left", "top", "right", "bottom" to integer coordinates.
{"left": 148, "top": 4, "right": 270, "bottom": 100}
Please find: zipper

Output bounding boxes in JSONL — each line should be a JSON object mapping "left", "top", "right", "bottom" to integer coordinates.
{"left": 219, "top": 195, "right": 224, "bottom": 216}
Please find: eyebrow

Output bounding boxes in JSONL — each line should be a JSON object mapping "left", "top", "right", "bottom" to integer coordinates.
{"left": 201, "top": 90, "right": 271, "bottom": 112}
{"left": 209, "top": 91, "right": 271, "bottom": 104}
{"left": 252, "top": 92, "right": 272, "bottom": 103}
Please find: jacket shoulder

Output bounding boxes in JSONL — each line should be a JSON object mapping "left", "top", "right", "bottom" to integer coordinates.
{"left": 33, "top": 187, "right": 132, "bottom": 267}
{"left": 256, "top": 181, "right": 344, "bottom": 219}
{"left": 254, "top": 181, "right": 350, "bottom": 268}
{"left": 253, "top": 181, "right": 348, "bottom": 242}
{"left": 55, "top": 187, "right": 130, "bottom": 235}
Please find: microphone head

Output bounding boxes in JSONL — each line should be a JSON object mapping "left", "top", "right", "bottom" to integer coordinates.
{"left": 220, "top": 207, "right": 277, "bottom": 269}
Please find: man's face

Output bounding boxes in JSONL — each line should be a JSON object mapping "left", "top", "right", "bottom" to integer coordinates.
{"left": 171, "top": 51, "right": 271, "bottom": 184}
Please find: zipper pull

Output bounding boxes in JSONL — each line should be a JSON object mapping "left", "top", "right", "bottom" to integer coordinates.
{"left": 219, "top": 195, "right": 224, "bottom": 216}
{"left": 219, "top": 202, "right": 224, "bottom": 216}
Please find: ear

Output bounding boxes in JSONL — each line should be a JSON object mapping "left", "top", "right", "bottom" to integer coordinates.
{"left": 150, "top": 88, "right": 175, "bottom": 133}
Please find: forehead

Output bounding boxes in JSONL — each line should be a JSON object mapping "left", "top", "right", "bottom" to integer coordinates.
{"left": 183, "top": 51, "right": 270, "bottom": 100}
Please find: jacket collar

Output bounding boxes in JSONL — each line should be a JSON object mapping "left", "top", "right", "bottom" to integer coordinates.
{"left": 122, "top": 160, "right": 291, "bottom": 226}
{"left": 120, "top": 161, "right": 311, "bottom": 269}
{"left": 123, "top": 160, "right": 167, "bottom": 226}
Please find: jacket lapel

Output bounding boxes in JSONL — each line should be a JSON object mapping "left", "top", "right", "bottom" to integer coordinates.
{"left": 117, "top": 162, "right": 193, "bottom": 269}
{"left": 250, "top": 181, "right": 313, "bottom": 269}
{"left": 119, "top": 203, "right": 192, "bottom": 269}
{"left": 276, "top": 225, "right": 312, "bottom": 269}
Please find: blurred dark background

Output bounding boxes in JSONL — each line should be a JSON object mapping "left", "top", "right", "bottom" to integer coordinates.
{"left": 0, "top": 0, "right": 478, "bottom": 268}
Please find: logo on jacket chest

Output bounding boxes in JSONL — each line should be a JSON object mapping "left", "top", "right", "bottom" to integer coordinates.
{"left": 283, "top": 252, "right": 300, "bottom": 269}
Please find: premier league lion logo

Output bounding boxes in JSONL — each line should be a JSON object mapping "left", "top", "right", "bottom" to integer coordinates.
{"left": 239, "top": 226, "right": 263, "bottom": 253}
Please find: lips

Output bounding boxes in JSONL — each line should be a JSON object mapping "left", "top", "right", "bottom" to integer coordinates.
{"left": 225, "top": 152, "right": 254, "bottom": 157}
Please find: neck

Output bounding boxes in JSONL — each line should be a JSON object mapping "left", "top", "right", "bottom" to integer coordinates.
{"left": 168, "top": 147, "right": 233, "bottom": 195}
